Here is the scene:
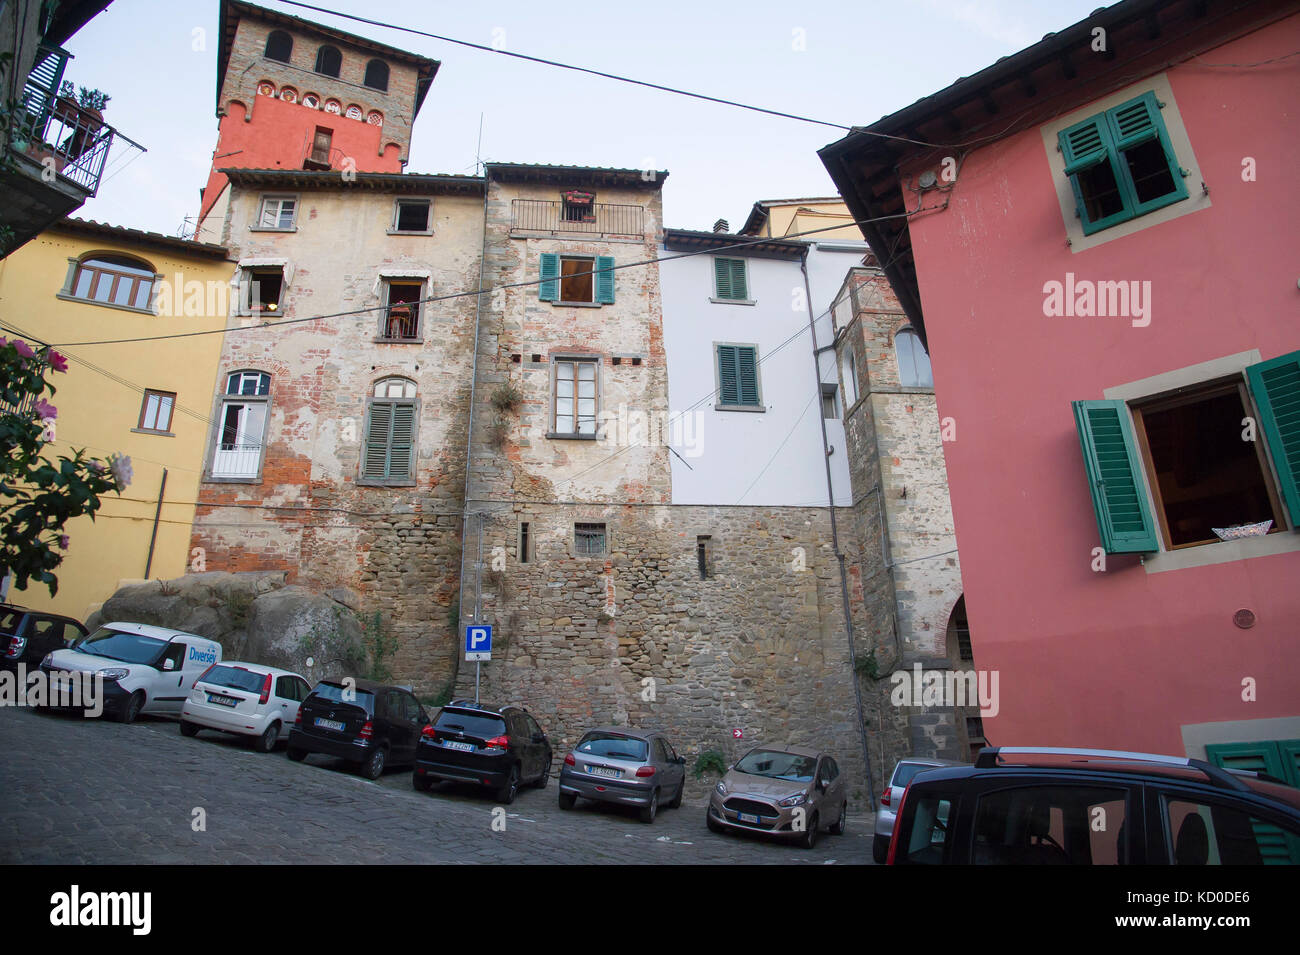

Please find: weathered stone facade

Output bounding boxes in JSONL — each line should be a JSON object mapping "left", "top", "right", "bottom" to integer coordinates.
{"left": 833, "top": 266, "right": 967, "bottom": 792}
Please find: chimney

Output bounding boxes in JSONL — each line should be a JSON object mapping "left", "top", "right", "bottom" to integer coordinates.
{"left": 712, "top": 218, "right": 729, "bottom": 234}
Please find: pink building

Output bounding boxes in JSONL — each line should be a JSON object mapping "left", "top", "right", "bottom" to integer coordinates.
{"left": 821, "top": 0, "right": 1300, "bottom": 780}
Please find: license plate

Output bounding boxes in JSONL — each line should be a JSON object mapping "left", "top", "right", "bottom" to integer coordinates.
{"left": 208, "top": 693, "right": 238, "bottom": 707}
{"left": 443, "top": 740, "right": 474, "bottom": 752}
{"left": 587, "top": 765, "right": 620, "bottom": 778}
{"left": 738, "top": 812, "right": 760, "bottom": 824}
{"left": 314, "top": 718, "right": 345, "bottom": 731}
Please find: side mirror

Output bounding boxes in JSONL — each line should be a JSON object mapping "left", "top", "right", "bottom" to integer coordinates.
{"left": 162, "top": 659, "right": 177, "bottom": 671}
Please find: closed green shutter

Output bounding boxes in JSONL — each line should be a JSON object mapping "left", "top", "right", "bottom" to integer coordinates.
{"left": 729, "top": 259, "right": 748, "bottom": 300}
{"left": 539, "top": 253, "right": 560, "bottom": 302}
{"left": 595, "top": 255, "right": 615, "bottom": 304}
{"left": 713, "top": 258, "right": 747, "bottom": 300}
{"left": 714, "top": 258, "right": 733, "bottom": 299}
{"left": 717, "top": 345, "right": 759, "bottom": 406}
{"left": 363, "top": 403, "right": 392, "bottom": 479}
{"left": 1245, "top": 350, "right": 1300, "bottom": 526}
{"left": 737, "top": 346, "right": 758, "bottom": 404}
{"left": 388, "top": 402, "right": 415, "bottom": 479}
{"left": 1072, "top": 400, "right": 1159, "bottom": 553}
{"left": 717, "top": 345, "right": 739, "bottom": 404}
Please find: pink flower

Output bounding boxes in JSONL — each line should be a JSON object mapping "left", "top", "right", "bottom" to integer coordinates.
{"left": 108, "top": 452, "right": 133, "bottom": 490}
{"left": 88, "top": 460, "right": 106, "bottom": 474}
{"left": 0, "top": 337, "right": 7, "bottom": 348}
{"left": 11, "top": 339, "right": 35, "bottom": 359}
{"left": 33, "top": 399, "right": 57, "bottom": 420}
{"left": 47, "top": 350, "right": 68, "bottom": 373}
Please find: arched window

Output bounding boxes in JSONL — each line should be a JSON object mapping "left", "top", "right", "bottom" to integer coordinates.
{"left": 69, "top": 253, "right": 156, "bottom": 309}
{"left": 363, "top": 377, "right": 417, "bottom": 483}
{"left": 314, "top": 45, "right": 341, "bottom": 77}
{"left": 264, "top": 30, "right": 293, "bottom": 63}
{"left": 895, "top": 327, "right": 933, "bottom": 388}
{"left": 212, "top": 371, "right": 272, "bottom": 480}
{"left": 363, "top": 58, "right": 389, "bottom": 91}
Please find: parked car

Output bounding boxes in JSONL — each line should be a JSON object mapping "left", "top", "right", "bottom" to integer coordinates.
{"left": 706, "top": 745, "right": 848, "bottom": 848}
{"left": 887, "top": 746, "right": 1300, "bottom": 865}
{"left": 180, "top": 662, "right": 312, "bottom": 752}
{"left": 413, "top": 699, "right": 551, "bottom": 804}
{"left": 287, "top": 679, "right": 429, "bottom": 780}
{"left": 558, "top": 727, "right": 687, "bottom": 823}
{"left": 874, "top": 756, "right": 965, "bottom": 863}
{"left": 1, "top": 604, "right": 87, "bottom": 673}
{"left": 39, "top": 623, "right": 221, "bottom": 723}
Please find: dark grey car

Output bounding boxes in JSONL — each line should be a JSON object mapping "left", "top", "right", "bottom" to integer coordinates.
{"left": 558, "top": 727, "right": 687, "bottom": 823}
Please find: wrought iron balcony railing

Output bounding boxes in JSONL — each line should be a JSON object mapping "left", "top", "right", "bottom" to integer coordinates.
{"left": 510, "top": 199, "right": 645, "bottom": 238}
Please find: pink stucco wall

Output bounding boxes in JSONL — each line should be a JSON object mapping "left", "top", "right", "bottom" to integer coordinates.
{"left": 905, "top": 14, "right": 1300, "bottom": 755}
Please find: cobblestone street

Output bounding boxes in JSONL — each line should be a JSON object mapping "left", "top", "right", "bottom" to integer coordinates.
{"left": 0, "top": 705, "right": 875, "bottom": 864}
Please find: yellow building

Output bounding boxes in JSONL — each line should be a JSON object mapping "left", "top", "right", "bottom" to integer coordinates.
{"left": 0, "top": 218, "right": 232, "bottom": 619}
{"left": 738, "top": 197, "right": 860, "bottom": 240}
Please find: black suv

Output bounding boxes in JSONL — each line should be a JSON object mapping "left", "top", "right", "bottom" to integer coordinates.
{"left": 413, "top": 700, "right": 552, "bottom": 804}
{"left": 888, "top": 746, "right": 1300, "bottom": 865}
{"left": 287, "top": 679, "right": 429, "bottom": 780}
{"left": 0, "top": 605, "right": 87, "bottom": 673}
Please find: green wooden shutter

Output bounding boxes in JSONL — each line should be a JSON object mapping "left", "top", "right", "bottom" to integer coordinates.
{"left": 539, "top": 253, "right": 560, "bottom": 302}
{"left": 21, "top": 45, "right": 70, "bottom": 134}
{"left": 1245, "top": 350, "right": 1300, "bottom": 525}
{"left": 737, "top": 346, "right": 759, "bottom": 405}
{"left": 717, "top": 345, "right": 739, "bottom": 404}
{"left": 1205, "top": 741, "right": 1300, "bottom": 864}
{"left": 729, "top": 259, "right": 748, "bottom": 301}
{"left": 388, "top": 402, "right": 415, "bottom": 479}
{"left": 714, "top": 258, "right": 733, "bottom": 299}
{"left": 1106, "top": 93, "right": 1161, "bottom": 151}
{"left": 1059, "top": 116, "right": 1111, "bottom": 177}
{"left": 1072, "top": 400, "right": 1159, "bottom": 553}
{"left": 363, "top": 402, "right": 392, "bottom": 479}
{"left": 595, "top": 255, "right": 615, "bottom": 304}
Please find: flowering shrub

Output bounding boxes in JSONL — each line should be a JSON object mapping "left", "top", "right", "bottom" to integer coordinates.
{"left": 0, "top": 337, "right": 129, "bottom": 596}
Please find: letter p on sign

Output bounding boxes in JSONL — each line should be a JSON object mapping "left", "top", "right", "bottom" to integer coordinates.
{"left": 465, "top": 624, "right": 492, "bottom": 661}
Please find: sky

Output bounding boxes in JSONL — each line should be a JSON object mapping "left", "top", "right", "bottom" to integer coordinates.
{"left": 70, "top": 0, "right": 1109, "bottom": 238}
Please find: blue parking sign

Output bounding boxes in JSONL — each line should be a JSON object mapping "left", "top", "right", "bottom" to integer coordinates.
{"left": 464, "top": 624, "right": 492, "bottom": 661}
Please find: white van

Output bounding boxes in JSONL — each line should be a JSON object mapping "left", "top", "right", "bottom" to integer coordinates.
{"left": 40, "top": 622, "right": 223, "bottom": 723}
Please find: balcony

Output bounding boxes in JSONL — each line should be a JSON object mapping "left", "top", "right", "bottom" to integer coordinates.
{"left": 510, "top": 199, "right": 644, "bottom": 239}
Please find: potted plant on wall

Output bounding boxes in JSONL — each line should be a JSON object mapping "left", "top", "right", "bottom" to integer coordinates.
{"left": 53, "top": 82, "right": 110, "bottom": 159}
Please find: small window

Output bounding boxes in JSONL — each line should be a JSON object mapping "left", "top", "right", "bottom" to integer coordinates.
{"left": 841, "top": 346, "right": 859, "bottom": 407}
{"left": 716, "top": 344, "right": 761, "bottom": 409}
{"left": 305, "top": 127, "right": 332, "bottom": 169}
{"left": 553, "top": 359, "right": 598, "bottom": 436}
{"left": 575, "top": 522, "right": 606, "bottom": 557}
{"left": 69, "top": 255, "right": 155, "bottom": 309}
{"left": 380, "top": 281, "right": 423, "bottom": 341}
{"left": 519, "top": 522, "right": 531, "bottom": 564}
{"left": 362, "top": 378, "right": 418, "bottom": 483}
{"left": 713, "top": 257, "right": 749, "bottom": 301}
{"left": 561, "top": 190, "right": 595, "bottom": 222}
{"left": 314, "top": 45, "right": 341, "bottom": 77}
{"left": 820, "top": 383, "right": 838, "bottom": 419}
{"left": 363, "top": 59, "right": 389, "bottom": 91}
{"left": 538, "top": 253, "right": 614, "bottom": 305}
{"left": 244, "top": 266, "right": 284, "bottom": 313}
{"left": 264, "top": 30, "right": 293, "bottom": 63}
{"left": 1058, "top": 91, "right": 1187, "bottom": 235}
{"left": 257, "top": 195, "right": 297, "bottom": 230}
{"left": 392, "top": 199, "right": 431, "bottom": 233}
{"left": 226, "top": 371, "right": 271, "bottom": 396}
{"left": 138, "top": 390, "right": 175, "bottom": 433}
{"left": 895, "top": 327, "right": 933, "bottom": 388}
{"left": 560, "top": 257, "right": 594, "bottom": 304}
{"left": 697, "top": 535, "right": 710, "bottom": 579}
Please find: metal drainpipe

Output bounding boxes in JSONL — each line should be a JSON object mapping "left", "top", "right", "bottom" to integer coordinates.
{"left": 144, "top": 468, "right": 168, "bottom": 579}
{"left": 801, "top": 252, "right": 875, "bottom": 804}
{"left": 455, "top": 173, "right": 492, "bottom": 686}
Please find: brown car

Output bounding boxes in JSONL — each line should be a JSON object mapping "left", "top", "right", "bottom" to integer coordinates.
{"left": 706, "top": 744, "right": 848, "bottom": 849}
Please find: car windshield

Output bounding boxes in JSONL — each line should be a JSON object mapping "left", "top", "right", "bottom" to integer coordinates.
{"left": 435, "top": 709, "right": 506, "bottom": 739}
{"left": 578, "top": 733, "right": 648, "bottom": 761}
{"left": 73, "top": 628, "right": 167, "bottom": 665}
{"left": 735, "top": 750, "right": 818, "bottom": 782}
{"left": 198, "top": 665, "right": 265, "bottom": 694}
{"left": 311, "top": 683, "right": 375, "bottom": 710}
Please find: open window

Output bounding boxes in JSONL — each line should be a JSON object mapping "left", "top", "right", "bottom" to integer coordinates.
{"left": 243, "top": 266, "right": 284, "bottom": 314}
{"left": 264, "top": 30, "right": 292, "bottom": 63}
{"left": 314, "top": 45, "right": 341, "bottom": 77}
{"left": 211, "top": 371, "right": 271, "bottom": 480}
{"left": 256, "top": 195, "right": 297, "bottom": 230}
{"left": 380, "top": 281, "right": 423, "bottom": 341}
{"left": 391, "top": 198, "right": 431, "bottom": 233}
{"left": 363, "top": 59, "right": 389, "bottom": 91}
{"left": 538, "top": 253, "right": 615, "bottom": 305}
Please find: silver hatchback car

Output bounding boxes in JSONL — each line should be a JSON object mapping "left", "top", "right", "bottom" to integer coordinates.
{"left": 559, "top": 727, "right": 687, "bottom": 823}
{"left": 707, "top": 745, "right": 848, "bottom": 849}
{"left": 873, "top": 757, "right": 965, "bottom": 863}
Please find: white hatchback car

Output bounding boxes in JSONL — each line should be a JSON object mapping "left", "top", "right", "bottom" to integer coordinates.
{"left": 180, "top": 662, "right": 313, "bottom": 752}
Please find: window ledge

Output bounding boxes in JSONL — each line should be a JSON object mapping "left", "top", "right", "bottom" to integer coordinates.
{"left": 130, "top": 428, "right": 174, "bottom": 437}
{"left": 356, "top": 479, "right": 417, "bottom": 488}
{"left": 1142, "top": 530, "right": 1300, "bottom": 574}
{"left": 552, "top": 301, "right": 604, "bottom": 308}
{"left": 55, "top": 293, "right": 155, "bottom": 316}
{"left": 373, "top": 337, "right": 423, "bottom": 344}
{"left": 206, "top": 476, "right": 262, "bottom": 484}
{"left": 546, "top": 432, "right": 601, "bottom": 440}
{"left": 249, "top": 226, "right": 298, "bottom": 233}
{"left": 715, "top": 403, "right": 766, "bottom": 413}
{"left": 709, "top": 297, "right": 756, "bottom": 306}
{"left": 386, "top": 229, "right": 435, "bottom": 236}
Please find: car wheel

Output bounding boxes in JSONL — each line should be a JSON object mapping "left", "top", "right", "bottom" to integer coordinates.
{"left": 362, "top": 747, "right": 387, "bottom": 780}
{"left": 558, "top": 791, "right": 577, "bottom": 811}
{"left": 497, "top": 765, "right": 519, "bottom": 804}
{"left": 830, "top": 800, "right": 847, "bottom": 835}
{"left": 873, "top": 834, "right": 889, "bottom": 865}
{"left": 667, "top": 778, "right": 684, "bottom": 809}
{"left": 801, "top": 812, "right": 820, "bottom": 849}
{"left": 533, "top": 753, "right": 552, "bottom": 788}
{"left": 118, "top": 691, "right": 144, "bottom": 724}
{"left": 287, "top": 746, "right": 306, "bottom": 762}
{"left": 639, "top": 788, "right": 659, "bottom": 824}
{"left": 706, "top": 810, "right": 724, "bottom": 833}
{"left": 256, "top": 722, "right": 279, "bottom": 753}
{"left": 179, "top": 720, "right": 199, "bottom": 738}
{"left": 413, "top": 773, "right": 433, "bottom": 792}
